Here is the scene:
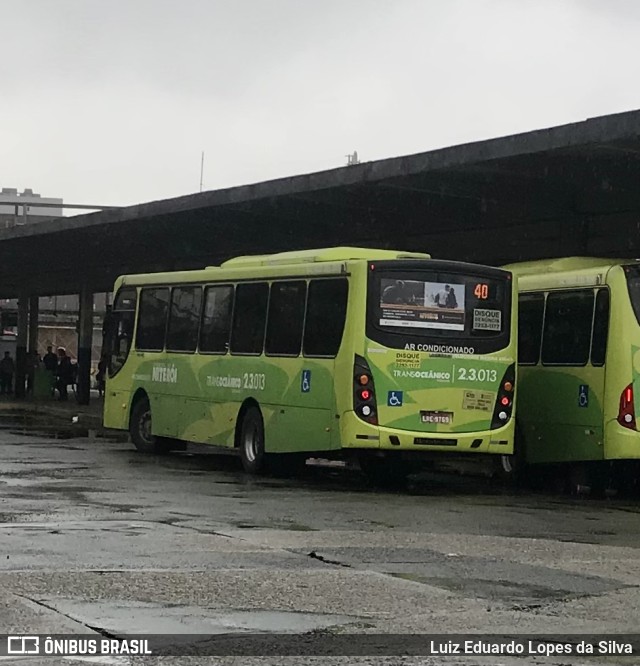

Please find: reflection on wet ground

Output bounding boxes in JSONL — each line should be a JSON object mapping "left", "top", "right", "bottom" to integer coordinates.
{"left": 3, "top": 408, "right": 640, "bottom": 663}
{"left": 2, "top": 407, "right": 640, "bottom": 505}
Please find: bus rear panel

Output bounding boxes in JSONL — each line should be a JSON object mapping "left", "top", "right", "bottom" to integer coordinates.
{"left": 341, "top": 260, "right": 516, "bottom": 458}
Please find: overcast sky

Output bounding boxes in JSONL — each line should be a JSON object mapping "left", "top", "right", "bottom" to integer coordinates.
{"left": 1, "top": 0, "right": 639, "bottom": 208}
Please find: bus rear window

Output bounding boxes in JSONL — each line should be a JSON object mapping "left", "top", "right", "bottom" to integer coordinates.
{"left": 625, "top": 265, "right": 640, "bottom": 326}
{"left": 375, "top": 274, "right": 506, "bottom": 334}
{"left": 367, "top": 265, "right": 511, "bottom": 352}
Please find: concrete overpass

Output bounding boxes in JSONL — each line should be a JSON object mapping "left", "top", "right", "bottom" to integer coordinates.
{"left": 5, "top": 108, "right": 640, "bottom": 403}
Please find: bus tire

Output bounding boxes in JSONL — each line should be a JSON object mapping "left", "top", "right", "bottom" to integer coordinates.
{"left": 567, "top": 461, "right": 606, "bottom": 497}
{"left": 239, "top": 406, "right": 266, "bottom": 475}
{"left": 129, "top": 397, "right": 172, "bottom": 454}
{"left": 495, "top": 422, "right": 527, "bottom": 485}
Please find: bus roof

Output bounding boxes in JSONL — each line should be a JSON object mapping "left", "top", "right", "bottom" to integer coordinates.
{"left": 115, "top": 247, "right": 436, "bottom": 287}
{"left": 216, "top": 247, "right": 431, "bottom": 268}
{"left": 503, "top": 256, "right": 639, "bottom": 276}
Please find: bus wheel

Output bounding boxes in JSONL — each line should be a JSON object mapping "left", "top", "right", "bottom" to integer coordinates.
{"left": 359, "top": 453, "right": 409, "bottom": 488}
{"left": 495, "top": 423, "right": 526, "bottom": 486}
{"left": 495, "top": 453, "right": 524, "bottom": 485}
{"left": 567, "top": 463, "right": 592, "bottom": 495}
{"left": 129, "top": 398, "right": 171, "bottom": 454}
{"left": 239, "top": 406, "right": 266, "bottom": 474}
{"left": 567, "top": 462, "right": 606, "bottom": 497}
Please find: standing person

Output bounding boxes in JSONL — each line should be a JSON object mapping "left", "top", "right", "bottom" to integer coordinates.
{"left": 445, "top": 285, "right": 458, "bottom": 309}
{"left": 381, "top": 280, "right": 408, "bottom": 304}
{"left": 43, "top": 345, "right": 58, "bottom": 396}
{"left": 434, "top": 285, "right": 449, "bottom": 307}
{"left": 55, "top": 347, "right": 72, "bottom": 401}
{"left": 0, "top": 351, "right": 15, "bottom": 395}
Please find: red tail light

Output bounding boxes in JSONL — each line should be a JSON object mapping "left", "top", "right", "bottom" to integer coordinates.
{"left": 491, "top": 364, "right": 515, "bottom": 429}
{"left": 354, "top": 355, "right": 378, "bottom": 425}
{"left": 618, "top": 383, "right": 636, "bottom": 430}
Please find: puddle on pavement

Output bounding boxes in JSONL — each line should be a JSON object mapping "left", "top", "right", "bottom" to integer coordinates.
{"left": 10, "top": 428, "right": 90, "bottom": 439}
{"left": 41, "top": 599, "right": 360, "bottom": 635}
{"left": 1, "top": 520, "right": 153, "bottom": 536}
{"left": 231, "top": 521, "right": 317, "bottom": 531}
{"left": 389, "top": 572, "right": 580, "bottom": 604}
{"left": 0, "top": 417, "right": 87, "bottom": 440}
{"left": 0, "top": 512, "right": 23, "bottom": 522}
{"left": 0, "top": 411, "right": 127, "bottom": 442}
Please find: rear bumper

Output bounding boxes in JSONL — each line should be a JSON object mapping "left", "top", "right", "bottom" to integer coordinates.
{"left": 340, "top": 410, "right": 514, "bottom": 455}
{"left": 604, "top": 419, "right": 640, "bottom": 459}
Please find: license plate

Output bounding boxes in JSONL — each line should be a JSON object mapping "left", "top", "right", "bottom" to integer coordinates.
{"left": 420, "top": 410, "right": 453, "bottom": 424}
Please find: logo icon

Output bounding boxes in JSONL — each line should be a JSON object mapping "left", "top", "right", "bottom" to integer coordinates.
{"left": 387, "top": 391, "right": 403, "bottom": 407}
{"left": 7, "top": 637, "right": 39, "bottom": 655}
{"left": 578, "top": 384, "right": 589, "bottom": 408}
{"left": 301, "top": 370, "right": 311, "bottom": 393}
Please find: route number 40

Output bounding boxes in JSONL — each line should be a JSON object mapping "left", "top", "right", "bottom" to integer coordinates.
{"left": 474, "top": 283, "right": 489, "bottom": 299}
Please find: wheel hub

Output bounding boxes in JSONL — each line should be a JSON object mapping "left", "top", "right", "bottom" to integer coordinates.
{"left": 244, "top": 425, "right": 258, "bottom": 462}
{"left": 140, "top": 410, "right": 153, "bottom": 444}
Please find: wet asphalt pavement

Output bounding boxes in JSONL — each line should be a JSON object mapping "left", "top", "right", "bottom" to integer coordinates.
{"left": 1, "top": 412, "right": 640, "bottom": 665}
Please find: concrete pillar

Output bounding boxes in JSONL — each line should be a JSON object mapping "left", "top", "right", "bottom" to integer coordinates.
{"left": 77, "top": 286, "right": 94, "bottom": 405}
{"left": 15, "top": 294, "right": 29, "bottom": 398}
{"left": 28, "top": 295, "right": 39, "bottom": 354}
{"left": 27, "top": 295, "right": 40, "bottom": 398}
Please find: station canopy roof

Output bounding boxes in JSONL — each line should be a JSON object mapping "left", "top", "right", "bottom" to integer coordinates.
{"left": 3, "top": 108, "right": 640, "bottom": 297}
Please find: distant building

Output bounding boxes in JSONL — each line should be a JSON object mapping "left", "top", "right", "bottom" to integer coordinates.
{"left": 0, "top": 188, "right": 106, "bottom": 368}
{"left": 0, "top": 294, "right": 109, "bottom": 367}
{"left": 0, "top": 187, "right": 63, "bottom": 227}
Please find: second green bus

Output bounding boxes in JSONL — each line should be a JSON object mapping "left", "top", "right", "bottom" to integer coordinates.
{"left": 508, "top": 257, "right": 640, "bottom": 489}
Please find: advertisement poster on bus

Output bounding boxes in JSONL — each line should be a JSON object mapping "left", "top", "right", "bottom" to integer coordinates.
{"left": 379, "top": 279, "right": 466, "bottom": 331}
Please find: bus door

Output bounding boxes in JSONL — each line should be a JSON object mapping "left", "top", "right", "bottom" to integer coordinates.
{"left": 526, "top": 288, "right": 608, "bottom": 464}
{"left": 264, "top": 278, "right": 349, "bottom": 454}
{"left": 103, "top": 289, "right": 137, "bottom": 431}
{"left": 134, "top": 287, "right": 180, "bottom": 439}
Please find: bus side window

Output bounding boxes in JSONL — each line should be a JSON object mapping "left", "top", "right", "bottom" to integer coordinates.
{"left": 136, "top": 287, "right": 170, "bottom": 352}
{"left": 265, "top": 281, "right": 306, "bottom": 356}
{"left": 303, "top": 279, "right": 348, "bottom": 357}
{"left": 518, "top": 293, "right": 544, "bottom": 365}
{"left": 231, "top": 282, "right": 269, "bottom": 355}
{"left": 591, "top": 288, "right": 609, "bottom": 367}
{"left": 541, "top": 289, "right": 594, "bottom": 366}
{"left": 200, "top": 285, "right": 233, "bottom": 353}
{"left": 166, "top": 286, "right": 202, "bottom": 352}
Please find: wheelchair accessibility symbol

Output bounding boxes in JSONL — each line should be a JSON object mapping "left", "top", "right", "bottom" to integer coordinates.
{"left": 578, "top": 384, "right": 589, "bottom": 408}
{"left": 301, "top": 370, "right": 311, "bottom": 393}
{"left": 387, "top": 391, "right": 403, "bottom": 407}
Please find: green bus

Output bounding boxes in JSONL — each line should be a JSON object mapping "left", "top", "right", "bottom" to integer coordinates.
{"left": 507, "top": 257, "right": 640, "bottom": 489}
{"left": 103, "top": 247, "right": 516, "bottom": 482}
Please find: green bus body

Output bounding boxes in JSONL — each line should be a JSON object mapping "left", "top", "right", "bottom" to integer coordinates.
{"left": 103, "top": 247, "right": 516, "bottom": 466}
{"left": 506, "top": 257, "right": 640, "bottom": 466}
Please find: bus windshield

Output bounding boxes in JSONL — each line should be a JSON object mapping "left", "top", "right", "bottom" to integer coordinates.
{"left": 367, "top": 263, "right": 511, "bottom": 352}
{"left": 105, "top": 287, "right": 137, "bottom": 376}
